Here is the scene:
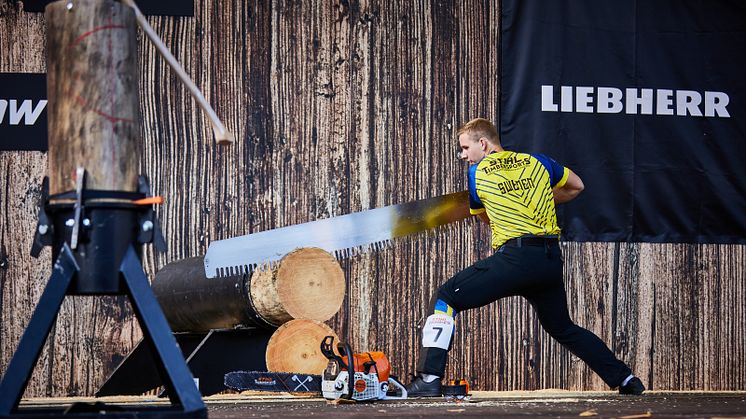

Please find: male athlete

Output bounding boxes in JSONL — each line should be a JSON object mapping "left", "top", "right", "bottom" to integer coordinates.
{"left": 405, "top": 118, "right": 645, "bottom": 396}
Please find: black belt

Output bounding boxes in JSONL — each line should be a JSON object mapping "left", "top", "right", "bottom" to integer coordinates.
{"left": 502, "top": 235, "right": 558, "bottom": 248}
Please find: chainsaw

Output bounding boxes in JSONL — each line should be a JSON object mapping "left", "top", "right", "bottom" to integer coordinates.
{"left": 319, "top": 336, "right": 407, "bottom": 401}
{"left": 203, "top": 191, "right": 470, "bottom": 278}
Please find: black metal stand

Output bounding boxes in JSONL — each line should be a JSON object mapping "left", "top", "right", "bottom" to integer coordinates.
{"left": 0, "top": 245, "right": 206, "bottom": 418}
{"left": 0, "top": 175, "right": 206, "bottom": 418}
{"left": 97, "top": 328, "right": 272, "bottom": 397}
{"left": 0, "top": 245, "right": 79, "bottom": 415}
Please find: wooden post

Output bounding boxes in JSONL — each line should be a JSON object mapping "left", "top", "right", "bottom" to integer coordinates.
{"left": 45, "top": 0, "right": 140, "bottom": 195}
{"left": 264, "top": 319, "right": 339, "bottom": 375}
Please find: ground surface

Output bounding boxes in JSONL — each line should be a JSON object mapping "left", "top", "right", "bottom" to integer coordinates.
{"left": 15, "top": 390, "right": 746, "bottom": 418}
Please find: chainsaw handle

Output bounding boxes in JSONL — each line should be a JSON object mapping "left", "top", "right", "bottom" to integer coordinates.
{"left": 321, "top": 336, "right": 348, "bottom": 370}
{"left": 337, "top": 341, "right": 355, "bottom": 400}
{"left": 320, "top": 336, "right": 337, "bottom": 361}
{"left": 320, "top": 335, "right": 355, "bottom": 400}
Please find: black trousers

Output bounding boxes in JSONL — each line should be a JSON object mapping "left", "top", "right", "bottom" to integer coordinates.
{"left": 417, "top": 240, "right": 632, "bottom": 388}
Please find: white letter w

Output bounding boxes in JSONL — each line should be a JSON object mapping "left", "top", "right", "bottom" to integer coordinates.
{"left": 2, "top": 99, "right": 48, "bottom": 125}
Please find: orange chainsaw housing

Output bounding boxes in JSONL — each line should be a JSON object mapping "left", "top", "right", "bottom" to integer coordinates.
{"left": 346, "top": 352, "right": 391, "bottom": 382}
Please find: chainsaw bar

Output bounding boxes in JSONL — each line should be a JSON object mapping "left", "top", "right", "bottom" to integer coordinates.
{"left": 224, "top": 371, "right": 321, "bottom": 393}
{"left": 204, "top": 190, "right": 470, "bottom": 278}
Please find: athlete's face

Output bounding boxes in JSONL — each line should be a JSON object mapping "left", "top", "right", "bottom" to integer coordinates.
{"left": 458, "top": 133, "right": 488, "bottom": 165}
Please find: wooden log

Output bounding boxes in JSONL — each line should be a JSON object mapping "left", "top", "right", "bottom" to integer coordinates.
{"left": 152, "top": 256, "right": 256, "bottom": 332}
{"left": 250, "top": 247, "right": 346, "bottom": 326}
{"left": 45, "top": 0, "right": 140, "bottom": 195}
{"left": 152, "top": 247, "right": 346, "bottom": 331}
{"left": 265, "top": 319, "right": 339, "bottom": 375}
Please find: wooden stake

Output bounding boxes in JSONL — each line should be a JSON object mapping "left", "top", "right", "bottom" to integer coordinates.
{"left": 45, "top": 0, "right": 140, "bottom": 194}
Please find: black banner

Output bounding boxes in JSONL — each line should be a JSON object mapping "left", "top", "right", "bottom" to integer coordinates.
{"left": 500, "top": 0, "right": 746, "bottom": 243}
{"left": 0, "top": 73, "right": 48, "bottom": 152}
{"left": 23, "top": 0, "right": 194, "bottom": 16}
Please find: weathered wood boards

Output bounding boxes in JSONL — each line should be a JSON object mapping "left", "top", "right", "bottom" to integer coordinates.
{"left": 0, "top": 1, "right": 744, "bottom": 397}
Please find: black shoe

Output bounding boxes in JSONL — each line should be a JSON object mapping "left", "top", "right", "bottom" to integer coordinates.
{"left": 619, "top": 377, "right": 645, "bottom": 395}
{"left": 405, "top": 375, "right": 442, "bottom": 397}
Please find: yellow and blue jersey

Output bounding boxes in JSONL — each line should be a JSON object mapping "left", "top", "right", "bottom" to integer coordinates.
{"left": 468, "top": 151, "right": 569, "bottom": 248}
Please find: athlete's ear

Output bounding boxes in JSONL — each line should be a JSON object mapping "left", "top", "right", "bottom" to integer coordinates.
{"left": 479, "top": 137, "right": 488, "bottom": 151}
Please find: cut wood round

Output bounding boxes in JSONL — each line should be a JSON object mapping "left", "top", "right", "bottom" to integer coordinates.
{"left": 46, "top": 0, "right": 141, "bottom": 195}
{"left": 250, "top": 247, "right": 345, "bottom": 326}
{"left": 152, "top": 247, "right": 345, "bottom": 332}
{"left": 265, "top": 319, "right": 339, "bottom": 374}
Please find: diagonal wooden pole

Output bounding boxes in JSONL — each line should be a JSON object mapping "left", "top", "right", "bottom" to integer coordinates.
{"left": 121, "top": 0, "right": 235, "bottom": 145}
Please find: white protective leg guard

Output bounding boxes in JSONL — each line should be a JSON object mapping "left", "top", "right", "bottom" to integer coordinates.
{"left": 421, "top": 313, "right": 455, "bottom": 350}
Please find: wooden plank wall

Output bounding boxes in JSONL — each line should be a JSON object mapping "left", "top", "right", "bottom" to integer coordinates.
{"left": 1, "top": 0, "right": 744, "bottom": 397}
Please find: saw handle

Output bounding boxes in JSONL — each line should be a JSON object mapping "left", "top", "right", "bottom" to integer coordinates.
{"left": 321, "top": 336, "right": 345, "bottom": 369}
{"left": 338, "top": 341, "right": 355, "bottom": 400}
{"left": 320, "top": 335, "right": 355, "bottom": 400}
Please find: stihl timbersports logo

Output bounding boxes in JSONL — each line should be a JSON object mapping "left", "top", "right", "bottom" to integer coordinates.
{"left": 541, "top": 85, "right": 730, "bottom": 117}
{"left": 253, "top": 377, "right": 277, "bottom": 386}
{"left": 483, "top": 156, "right": 531, "bottom": 174}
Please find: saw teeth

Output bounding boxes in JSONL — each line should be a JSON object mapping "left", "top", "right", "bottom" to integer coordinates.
{"left": 211, "top": 227, "right": 456, "bottom": 278}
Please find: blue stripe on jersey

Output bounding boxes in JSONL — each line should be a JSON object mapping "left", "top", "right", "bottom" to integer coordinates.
{"left": 468, "top": 164, "right": 483, "bottom": 210}
{"left": 532, "top": 153, "right": 565, "bottom": 187}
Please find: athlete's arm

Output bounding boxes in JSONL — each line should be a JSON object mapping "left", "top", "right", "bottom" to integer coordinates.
{"left": 476, "top": 211, "right": 490, "bottom": 224}
{"left": 553, "top": 169, "right": 584, "bottom": 203}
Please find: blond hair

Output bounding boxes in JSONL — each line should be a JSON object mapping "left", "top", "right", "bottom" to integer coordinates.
{"left": 456, "top": 118, "right": 500, "bottom": 145}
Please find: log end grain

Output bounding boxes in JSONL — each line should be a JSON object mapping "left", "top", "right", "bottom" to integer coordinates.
{"left": 265, "top": 319, "right": 339, "bottom": 374}
{"left": 276, "top": 247, "right": 345, "bottom": 321}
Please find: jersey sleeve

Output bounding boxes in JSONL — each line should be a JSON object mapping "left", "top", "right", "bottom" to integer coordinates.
{"left": 532, "top": 153, "right": 570, "bottom": 188}
{"left": 468, "top": 164, "right": 485, "bottom": 215}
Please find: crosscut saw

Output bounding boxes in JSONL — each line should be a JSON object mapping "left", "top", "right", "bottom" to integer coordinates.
{"left": 204, "top": 191, "right": 470, "bottom": 278}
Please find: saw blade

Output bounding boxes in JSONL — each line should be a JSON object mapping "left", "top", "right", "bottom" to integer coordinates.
{"left": 204, "top": 190, "right": 470, "bottom": 278}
